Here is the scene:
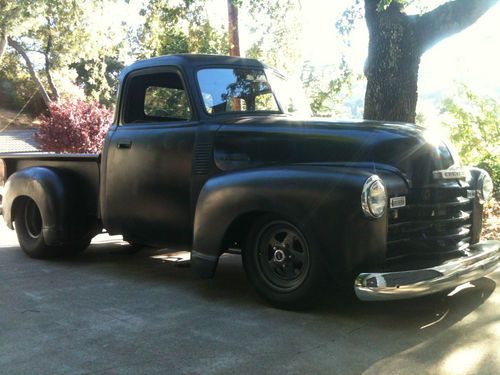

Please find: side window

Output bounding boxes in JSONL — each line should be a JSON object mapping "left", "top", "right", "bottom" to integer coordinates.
{"left": 123, "top": 71, "right": 191, "bottom": 124}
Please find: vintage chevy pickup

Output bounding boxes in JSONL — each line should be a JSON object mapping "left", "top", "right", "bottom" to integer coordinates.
{"left": 0, "top": 54, "right": 498, "bottom": 307}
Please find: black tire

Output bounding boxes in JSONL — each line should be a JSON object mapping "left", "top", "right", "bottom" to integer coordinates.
{"left": 14, "top": 198, "right": 57, "bottom": 258}
{"left": 62, "top": 236, "right": 92, "bottom": 256}
{"left": 14, "top": 198, "right": 91, "bottom": 258}
{"left": 242, "top": 214, "right": 324, "bottom": 309}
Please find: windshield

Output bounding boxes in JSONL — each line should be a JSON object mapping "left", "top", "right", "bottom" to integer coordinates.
{"left": 197, "top": 67, "right": 311, "bottom": 116}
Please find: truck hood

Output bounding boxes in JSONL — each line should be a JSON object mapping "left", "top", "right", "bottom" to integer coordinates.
{"left": 213, "top": 116, "right": 457, "bottom": 187}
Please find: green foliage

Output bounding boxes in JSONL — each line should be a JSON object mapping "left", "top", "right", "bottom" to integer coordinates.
{"left": 441, "top": 86, "right": 500, "bottom": 193}
{"left": 1, "top": 0, "right": 132, "bottom": 110}
{"left": 71, "top": 54, "right": 124, "bottom": 107}
{"left": 34, "top": 0, "right": 88, "bottom": 66}
{"left": 245, "top": 0, "right": 302, "bottom": 75}
{"left": 0, "top": 0, "right": 40, "bottom": 37}
{"left": 302, "top": 59, "right": 356, "bottom": 117}
{"left": 138, "top": 0, "right": 228, "bottom": 57}
{"left": 0, "top": 51, "right": 36, "bottom": 108}
{"left": 144, "top": 86, "right": 191, "bottom": 120}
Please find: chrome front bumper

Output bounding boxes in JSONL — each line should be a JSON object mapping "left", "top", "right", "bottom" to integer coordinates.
{"left": 354, "top": 240, "right": 500, "bottom": 301}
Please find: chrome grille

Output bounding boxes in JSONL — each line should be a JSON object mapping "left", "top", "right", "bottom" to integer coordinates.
{"left": 387, "top": 186, "right": 473, "bottom": 259}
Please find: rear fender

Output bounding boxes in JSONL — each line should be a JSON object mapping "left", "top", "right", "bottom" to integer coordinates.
{"left": 3, "top": 167, "right": 97, "bottom": 245}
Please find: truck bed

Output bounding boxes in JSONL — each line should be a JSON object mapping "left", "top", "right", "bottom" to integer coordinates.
{"left": 0, "top": 152, "right": 101, "bottom": 218}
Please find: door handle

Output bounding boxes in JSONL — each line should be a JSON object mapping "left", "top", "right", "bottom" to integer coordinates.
{"left": 117, "top": 140, "right": 132, "bottom": 149}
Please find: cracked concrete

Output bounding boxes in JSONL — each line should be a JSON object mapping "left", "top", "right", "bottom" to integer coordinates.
{"left": 0, "top": 221, "right": 499, "bottom": 374}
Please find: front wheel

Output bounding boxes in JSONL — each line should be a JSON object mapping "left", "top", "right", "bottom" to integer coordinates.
{"left": 242, "top": 215, "right": 324, "bottom": 309}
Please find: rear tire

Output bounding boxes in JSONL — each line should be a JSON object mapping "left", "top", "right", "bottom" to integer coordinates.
{"left": 15, "top": 198, "right": 56, "bottom": 258}
{"left": 242, "top": 215, "right": 324, "bottom": 309}
{"left": 14, "top": 198, "right": 90, "bottom": 258}
{"left": 63, "top": 237, "right": 92, "bottom": 256}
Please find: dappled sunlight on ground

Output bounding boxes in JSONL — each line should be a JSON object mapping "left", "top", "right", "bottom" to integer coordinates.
{"left": 362, "top": 270, "right": 500, "bottom": 375}
{"left": 440, "top": 344, "right": 488, "bottom": 375}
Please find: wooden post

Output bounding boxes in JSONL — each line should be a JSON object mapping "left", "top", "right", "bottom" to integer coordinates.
{"left": 227, "top": 1, "right": 241, "bottom": 111}
{"left": 227, "top": 0, "right": 240, "bottom": 57}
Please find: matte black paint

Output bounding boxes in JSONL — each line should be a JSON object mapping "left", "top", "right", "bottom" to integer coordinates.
{"left": 0, "top": 54, "right": 486, "bottom": 281}
{"left": 2, "top": 161, "right": 99, "bottom": 245}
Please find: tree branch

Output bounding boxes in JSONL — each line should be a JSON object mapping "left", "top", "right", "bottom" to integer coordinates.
{"left": 7, "top": 37, "right": 52, "bottom": 108}
{"left": 417, "top": 0, "right": 499, "bottom": 52}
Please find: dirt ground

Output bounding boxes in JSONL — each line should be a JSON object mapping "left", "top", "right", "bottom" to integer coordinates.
{"left": 0, "top": 108, "right": 39, "bottom": 132}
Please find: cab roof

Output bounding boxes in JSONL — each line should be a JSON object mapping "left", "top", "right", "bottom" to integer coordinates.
{"left": 120, "top": 54, "right": 266, "bottom": 80}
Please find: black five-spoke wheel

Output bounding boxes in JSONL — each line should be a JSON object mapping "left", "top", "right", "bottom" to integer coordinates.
{"left": 256, "top": 222, "right": 310, "bottom": 291}
{"left": 243, "top": 215, "right": 324, "bottom": 308}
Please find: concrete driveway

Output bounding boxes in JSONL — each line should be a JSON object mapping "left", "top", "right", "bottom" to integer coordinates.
{"left": 0, "top": 221, "right": 499, "bottom": 375}
{"left": 0, "top": 129, "right": 39, "bottom": 153}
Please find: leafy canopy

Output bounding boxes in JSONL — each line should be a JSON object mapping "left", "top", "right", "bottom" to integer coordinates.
{"left": 441, "top": 86, "right": 500, "bottom": 193}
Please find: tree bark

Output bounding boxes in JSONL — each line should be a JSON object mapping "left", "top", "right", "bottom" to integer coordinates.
{"left": 44, "top": 33, "right": 59, "bottom": 100}
{"left": 363, "top": 0, "right": 498, "bottom": 123}
{"left": 7, "top": 37, "right": 52, "bottom": 108}
{"left": 363, "top": 1, "right": 420, "bottom": 123}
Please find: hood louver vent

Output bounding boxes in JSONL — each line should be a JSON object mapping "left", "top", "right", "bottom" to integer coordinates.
{"left": 193, "top": 143, "right": 212, "bottom": 175}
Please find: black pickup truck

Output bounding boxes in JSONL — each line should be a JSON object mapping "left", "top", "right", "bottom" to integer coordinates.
{"left": 1, "top": 54, "right": 498, "bottom": 307}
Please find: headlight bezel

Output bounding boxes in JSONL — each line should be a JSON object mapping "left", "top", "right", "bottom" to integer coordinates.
{"left": 361, "top": 175, "right": 387, "bottom": 219}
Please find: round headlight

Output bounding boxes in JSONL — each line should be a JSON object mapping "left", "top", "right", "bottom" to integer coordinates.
{"left": 361, "top": 175, "right": 387, "bottom": 218}
{"left": 478, "top": 172, "right": 494, "bottom": 203}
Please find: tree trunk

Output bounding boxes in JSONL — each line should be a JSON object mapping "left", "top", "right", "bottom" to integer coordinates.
{"left": 0, "top": 32, "right": 7, "bottom": 61}
{"left": 44, "top": 34, "right": 59, "bottom": 100}
{"left": 45, "top": 64, "right": 59, "bottom": 101}
{"left": 363, "top": 3, "right": 421, "bottom": 123}
{"left": 363, "top": 0, "right": 498, "bottom": 123}
{"left": 8, "top": 37, "right": 52, "bottom": 108}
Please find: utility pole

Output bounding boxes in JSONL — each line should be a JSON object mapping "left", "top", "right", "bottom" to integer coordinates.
{"left": 227, "top": 0, "right": 240, "bottom": 57}
{"left": 227, "top": 0, "right": 241, "bottom": 111}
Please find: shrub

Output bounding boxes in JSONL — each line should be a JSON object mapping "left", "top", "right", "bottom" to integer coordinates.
{"left": 441, "top": 86, "right": 500, "bottom": 196}
{"left": 35, "top": 98, "right": 113, "bottom": 153}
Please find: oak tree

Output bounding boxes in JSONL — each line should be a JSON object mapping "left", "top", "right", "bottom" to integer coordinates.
{"left": 363, "top": 0, "right": 498, "bottom": 123}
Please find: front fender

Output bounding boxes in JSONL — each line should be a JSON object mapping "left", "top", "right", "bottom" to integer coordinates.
{"left": 192, "top": 165, "right": 389, "bottom": 278}
{"left": 3, "top": 167, "right": 95, "bottom": 245}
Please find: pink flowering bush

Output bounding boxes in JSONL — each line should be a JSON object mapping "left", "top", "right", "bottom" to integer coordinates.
{"left": 35, "top": 98, "right": 113, "bottom": 153}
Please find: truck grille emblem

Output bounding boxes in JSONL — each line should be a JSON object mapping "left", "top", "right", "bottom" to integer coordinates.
{"left": 390, "top": 196, "right": 406, "bottom": 209}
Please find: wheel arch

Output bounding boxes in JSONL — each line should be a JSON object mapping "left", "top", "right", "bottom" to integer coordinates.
{"left": 191, "top": 165, "right": 380, "bottom": 279}
{"left": 220, "top": 210, "right": 271, "bottom": 251}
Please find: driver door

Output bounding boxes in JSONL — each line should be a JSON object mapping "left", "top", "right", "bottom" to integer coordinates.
{"left": 103, "top": 68, "right": 197, "bottom": 246}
